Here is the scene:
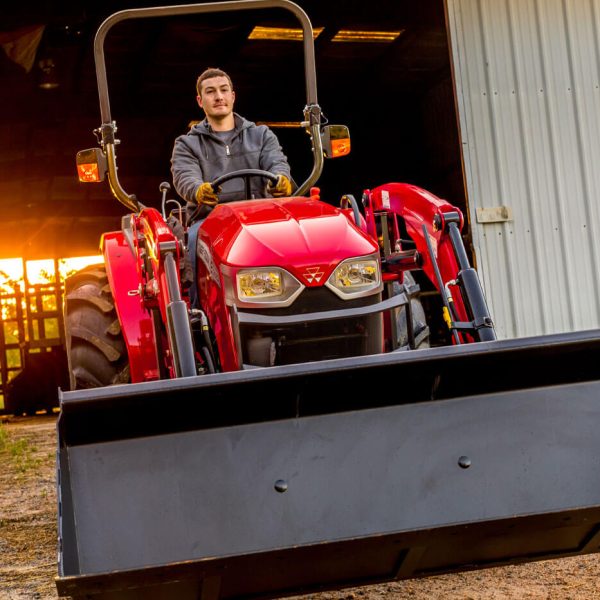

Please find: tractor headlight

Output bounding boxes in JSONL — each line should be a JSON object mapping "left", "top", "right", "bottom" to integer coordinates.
{"left": 234, "top": 268, "right": 304, "bottom": 307}
{"left": 238, "top": 269, "right": 282, "bottom": 299}
{"left": 325, "top": 254, "right": 382, "bottom": 299}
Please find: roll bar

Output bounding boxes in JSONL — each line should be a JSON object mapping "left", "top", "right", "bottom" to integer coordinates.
{"left": 93, "top": 0, "right": 324, "bottom": 210}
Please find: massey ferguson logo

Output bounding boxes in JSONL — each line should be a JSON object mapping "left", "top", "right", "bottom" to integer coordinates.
{"left": 303, "top": 266, "right": 325, "bottom": 284}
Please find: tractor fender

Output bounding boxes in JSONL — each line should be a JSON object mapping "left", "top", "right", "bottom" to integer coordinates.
{"left": 102, "top": 231, "right": 160, "bottom": 382}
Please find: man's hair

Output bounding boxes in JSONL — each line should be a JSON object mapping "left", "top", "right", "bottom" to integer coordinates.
{"left": 196, "top": 68, "right": 233, "bottom": 96}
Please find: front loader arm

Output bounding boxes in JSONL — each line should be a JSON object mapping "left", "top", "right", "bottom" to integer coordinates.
{"left": 132, "top": 207, "right": 197, "bottom": 378}
{"left": 364, "top": 183, "right": 495, "bottom": 343}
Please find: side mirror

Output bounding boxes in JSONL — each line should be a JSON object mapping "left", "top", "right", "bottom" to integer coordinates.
{"left": 321, "top": 125, "right": 351, "bottom": 158}
{"left": 76, "top": 148, "right": 107, "bottom": 183}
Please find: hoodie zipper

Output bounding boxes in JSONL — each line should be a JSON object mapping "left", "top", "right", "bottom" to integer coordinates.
{"left": 197, "top": 124, "right": 236, "bottom": 156}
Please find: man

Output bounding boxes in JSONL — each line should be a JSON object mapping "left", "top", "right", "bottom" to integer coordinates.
{"left": 171, "top": 67, "right": 292, "bottom": 221}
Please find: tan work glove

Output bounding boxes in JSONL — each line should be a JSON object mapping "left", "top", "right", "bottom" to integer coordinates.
{"left": 195, "top": 182, "right": 219, "bottom": 206}
{"left": 267, "top": 174, "right": 292, "bottom": 198}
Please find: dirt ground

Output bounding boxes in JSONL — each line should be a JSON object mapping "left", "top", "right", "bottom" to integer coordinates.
{"left": 2, "top": 415, "right": 600, "bottom": 600}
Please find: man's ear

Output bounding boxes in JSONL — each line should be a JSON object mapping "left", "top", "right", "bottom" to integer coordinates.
{"left": 196, "top": 95, "right": 203, "bottom": 109}
{"left": 231, "top": 90, "right": 236, "bottom": 104}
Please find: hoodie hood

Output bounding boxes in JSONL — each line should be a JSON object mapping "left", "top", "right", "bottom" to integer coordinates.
{"left": 190, "top": 113, "right": 253, "bottom": 138}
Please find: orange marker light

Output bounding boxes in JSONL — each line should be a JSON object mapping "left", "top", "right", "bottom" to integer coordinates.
{"left": 77, "top": 162, "right": 101, "bottom": 182}
{"left": 331, "top": 138, "right": 351, "bottom": 157}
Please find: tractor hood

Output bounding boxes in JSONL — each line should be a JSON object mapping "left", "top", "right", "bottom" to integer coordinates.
{"left": 201, "top": 197, "right": 379, "bottom": 284}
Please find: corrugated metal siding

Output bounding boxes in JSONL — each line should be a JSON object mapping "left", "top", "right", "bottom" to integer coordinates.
{"left": 447, "top": 0, "right": 600, "bottom": 338}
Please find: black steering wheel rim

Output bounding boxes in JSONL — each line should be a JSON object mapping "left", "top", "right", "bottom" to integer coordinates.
{"left": 210, "top": 169, "right": 279, "bottom": 188}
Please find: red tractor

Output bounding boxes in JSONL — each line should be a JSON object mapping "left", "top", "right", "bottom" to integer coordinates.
{"left": 65, "top": 177, "right": 494, "bottom": 388}
{"left": 68, "top": 12, "right": 494, "bottom": 390}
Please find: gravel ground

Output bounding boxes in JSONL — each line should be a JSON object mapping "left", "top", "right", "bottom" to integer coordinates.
{"left": 2, "top": 415, "right": 600, "bottom": 600}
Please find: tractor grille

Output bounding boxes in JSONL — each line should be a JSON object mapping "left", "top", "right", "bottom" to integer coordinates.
{"left": 237, "top": 288, "right": 383, "bottom": 367}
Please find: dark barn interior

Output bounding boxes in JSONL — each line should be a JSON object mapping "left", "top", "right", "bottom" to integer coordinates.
{"left": 0, "top": 0, "right": 465, "bottom": 261}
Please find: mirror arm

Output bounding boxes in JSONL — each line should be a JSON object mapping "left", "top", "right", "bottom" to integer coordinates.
{"left": 98, "top": 123, "right": 140, "bottom": 212}
{"left": 295, "top": 104, "right": 324, "bottom": 196}
{"left": 105, "top": 143, "right": 140, "bottom": 213}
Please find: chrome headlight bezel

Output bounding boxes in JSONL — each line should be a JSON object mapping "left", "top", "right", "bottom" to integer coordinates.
{"left": 325, "top": 253, "right": 383, "bottom": 300}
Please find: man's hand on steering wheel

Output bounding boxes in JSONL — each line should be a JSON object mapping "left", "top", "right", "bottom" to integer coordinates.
{"left": 267, "top": 174, "right": 292, "bottom": 198}
{"left": 196, "top": 182, "right": 220, "bottom": 207}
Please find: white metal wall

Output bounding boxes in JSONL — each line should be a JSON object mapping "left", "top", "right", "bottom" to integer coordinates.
{"left": 447, "top": 0, "right": 600, "bottom": 338}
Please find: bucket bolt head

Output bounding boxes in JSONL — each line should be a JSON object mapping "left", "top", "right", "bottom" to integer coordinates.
{"left": 458, "top": 455, "right": 471, "bottom": 469}
{"left": 274, "top": 479, "right": 288, "bottom": 493}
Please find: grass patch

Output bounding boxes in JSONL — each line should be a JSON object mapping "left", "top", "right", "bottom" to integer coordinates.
{"left": 0, "top": 424, "right": 41, "bottom": 474}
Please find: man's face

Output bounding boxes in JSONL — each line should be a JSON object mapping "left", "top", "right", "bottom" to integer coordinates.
{"left": 197, "top": 76, "right": 235, "bottom": 121}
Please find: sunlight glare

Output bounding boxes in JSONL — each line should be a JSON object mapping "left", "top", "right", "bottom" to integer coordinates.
{"left": 0, "top": 255, "right": 103, "bottom": 292}
{"left": 59, "top": 255, "right": 104, "bottom": 279}
{"left": 0, "top": 258, "right": 23, "bottom": 287}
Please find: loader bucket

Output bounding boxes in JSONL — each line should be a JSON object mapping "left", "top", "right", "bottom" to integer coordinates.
{"left": 57, "top": 329, "right": 600, "bottom": 600}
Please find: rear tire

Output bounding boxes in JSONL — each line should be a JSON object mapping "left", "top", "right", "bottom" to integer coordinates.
{"left": 64, "top": 264, "right": 130, "bottom": 390}
{"left": 394, "top": 272, "right": 430, "bottom": 350}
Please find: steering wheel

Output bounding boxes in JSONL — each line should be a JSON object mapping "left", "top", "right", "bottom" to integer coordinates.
{"left": 210, "top": 169, "right": 280, "bottom": 200}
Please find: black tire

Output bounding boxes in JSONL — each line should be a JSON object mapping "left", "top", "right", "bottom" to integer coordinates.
{"left": 394, "top": 272, "right": 430, "bottom": 350}
{"left": 64, "top": 264, "right": 130, "bottom": 390}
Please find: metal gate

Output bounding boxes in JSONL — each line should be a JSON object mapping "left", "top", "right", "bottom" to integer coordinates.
{"left": 0, "top": 258, "right": 66, "bottom": 413}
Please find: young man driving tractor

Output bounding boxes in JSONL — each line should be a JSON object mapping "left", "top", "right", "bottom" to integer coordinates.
{"left": 171, "top": 67, "right": 293, "bottom": 222}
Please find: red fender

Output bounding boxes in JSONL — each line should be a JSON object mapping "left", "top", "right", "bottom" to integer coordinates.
{"left": 102, "top": 230, "right": 160, "bottom": 383}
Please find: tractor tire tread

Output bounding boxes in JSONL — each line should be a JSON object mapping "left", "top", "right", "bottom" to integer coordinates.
{"left": 64, "top": 264, "right": 129, "bottom": 390}
{"left": 65, "top": 288, "right": 114, "bottom": 313}
{"left": 64, "top": 264, "right": 108, "bottom": 292}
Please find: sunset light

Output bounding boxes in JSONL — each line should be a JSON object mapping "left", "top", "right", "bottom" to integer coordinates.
{"left": 0, "top": 255, "right": 103, "bottom": 292}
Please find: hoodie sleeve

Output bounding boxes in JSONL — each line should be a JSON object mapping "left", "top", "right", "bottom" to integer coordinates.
{"left": 258, "top": 127, "right": 291, "bottom": 179}
{"left": 171, "top": 135, "right": 205, "bottom": 204}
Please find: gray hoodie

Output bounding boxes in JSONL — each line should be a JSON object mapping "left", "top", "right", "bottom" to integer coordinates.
{"left": 171, "top": 113, "right": 291, "bottom": 218}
